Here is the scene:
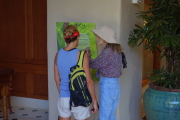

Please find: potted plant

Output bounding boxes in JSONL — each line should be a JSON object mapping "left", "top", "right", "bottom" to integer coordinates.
{"left": 128, "top": 0, "right": 180, "bottom": 119}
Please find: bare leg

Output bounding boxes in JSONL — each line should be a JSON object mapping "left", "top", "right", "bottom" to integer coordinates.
{"left": 59, "top": 116, "right": 71, "bottom": 120}
{"left": 75, "top": 119, "right": 87, "bottom": 120}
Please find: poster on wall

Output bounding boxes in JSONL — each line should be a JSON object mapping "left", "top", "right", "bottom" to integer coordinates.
{"left": 56, "top": 22, "right": 99, "bottom": 81}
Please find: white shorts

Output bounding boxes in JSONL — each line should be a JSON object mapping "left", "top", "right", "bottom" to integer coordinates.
{"left": 57, "top": 97, "right": 90, "bottom": 120}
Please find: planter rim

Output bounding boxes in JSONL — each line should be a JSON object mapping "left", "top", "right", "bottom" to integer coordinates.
{"left": 149, "top": 83, "right": 180, "bottom": 92}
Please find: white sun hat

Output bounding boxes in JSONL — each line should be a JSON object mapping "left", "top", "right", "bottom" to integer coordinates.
{"left": 91, "top": 26, "right": 118, "bottom": 44}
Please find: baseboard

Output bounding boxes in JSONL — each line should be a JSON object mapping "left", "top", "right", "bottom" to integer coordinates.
{"left": 10, "top": 96, "right": 49, "bottom": 110}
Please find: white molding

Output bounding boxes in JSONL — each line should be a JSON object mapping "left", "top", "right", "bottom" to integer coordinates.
{"left": 11, "top": 96, "right": 49, "bottom": 110}
{"left": 132, "top": 0, "right": 142, "bottom": 4}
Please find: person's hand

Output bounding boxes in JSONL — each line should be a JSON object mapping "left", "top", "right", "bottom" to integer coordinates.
{"left": 91, "top": 101, "right": 99, "bottom": 113}
{"left": 85, "top": 47, "right": 91, "bottom": 56}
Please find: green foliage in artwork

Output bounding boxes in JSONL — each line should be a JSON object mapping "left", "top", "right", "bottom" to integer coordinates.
{"left": 69, "top": 22, "right": 98, "bottom": 59}
{"left": 56, "top": 22, "right": 65, "bottom": 50}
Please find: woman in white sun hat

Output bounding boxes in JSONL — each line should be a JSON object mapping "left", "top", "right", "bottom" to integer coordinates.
{"left": 86, "top": 26, "right": 125, "bottom": 120}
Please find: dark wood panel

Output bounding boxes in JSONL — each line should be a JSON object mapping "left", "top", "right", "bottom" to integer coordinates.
{"left": 0, "top": 63, "right": 48, "bottom": 100}
{"left": 0, "top": 0, "right": 26, "bottom": 62}
{"left": 153, "top": 48, "right": 160, "bottom": 70}
{"left": 11, "top": 71, "right": 27, "bottom": 94}
{"left": 33, "top": 74, "right": 48, "bottom": 96}
{"left": 0, "top": 0, "right": 48, "bottom": 100}
{"left": 31, "top": 0, "right": 47, "bottom": 64}
{"left": 0, "top": 63, "right": 47, "bottom": 70}
{"left": 0, "top": 62, "right": 47, "bottom": 99}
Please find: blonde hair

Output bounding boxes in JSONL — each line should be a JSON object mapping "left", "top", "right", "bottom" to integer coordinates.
{"left": 106, "top": 43, "right": 122, "bottom": 54}
{"left": 63, "top": 25, "right": 79, "bottom": 44}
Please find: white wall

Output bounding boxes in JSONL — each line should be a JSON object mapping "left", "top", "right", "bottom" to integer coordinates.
{"left": 47, "top": 0, "right": 143, "bottom": 120}
{"left": 118, "top": 1, "right": 143, "bottom": 120}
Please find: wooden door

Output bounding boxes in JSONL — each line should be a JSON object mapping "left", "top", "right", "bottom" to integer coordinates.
{"left": 0, "top": 0, "right": 48, "bottom": 100}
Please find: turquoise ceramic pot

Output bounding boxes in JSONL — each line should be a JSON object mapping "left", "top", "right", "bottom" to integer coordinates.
{"left": 143, "top": 86, "right": 180, "bottom": 120}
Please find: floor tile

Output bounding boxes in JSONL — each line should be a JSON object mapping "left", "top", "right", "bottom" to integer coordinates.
{"left": 0, "top": 106, "right": 48, "bottom": 120}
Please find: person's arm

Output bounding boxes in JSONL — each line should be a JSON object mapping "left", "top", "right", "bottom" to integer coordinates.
{"left": 54, "top": 52, "right": 60, "bottom": 93}
{"left": 83, "top": 52, "right": 98, "bottom": 113}
{"left": 89, "top": 48, "right": 109, "bottom": 69}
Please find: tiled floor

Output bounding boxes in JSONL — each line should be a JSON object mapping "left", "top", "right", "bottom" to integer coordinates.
{"left": 0, "top": 106, "right": 48, "bottom": 120}
{"left": 0, "top": 105, "right": 147, "bottom": 120}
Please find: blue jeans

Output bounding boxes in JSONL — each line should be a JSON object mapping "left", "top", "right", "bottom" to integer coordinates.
{"left": 99, "top": 77, "right": 120, "bottom": 120}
